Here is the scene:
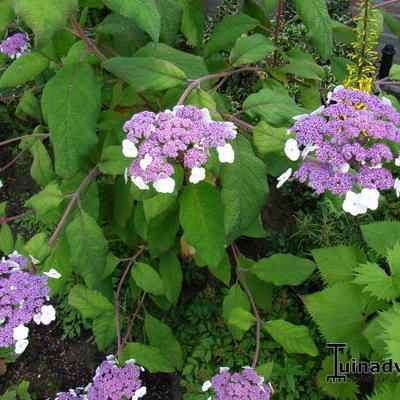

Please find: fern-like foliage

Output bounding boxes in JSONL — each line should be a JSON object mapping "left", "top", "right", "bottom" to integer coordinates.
{"left": 367, "top": 384, "right": 400, "bottom": 400}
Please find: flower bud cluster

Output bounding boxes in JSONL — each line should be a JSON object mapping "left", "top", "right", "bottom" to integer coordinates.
{"left": 122, "top": 105, "right": 237, "bottom": 193}
{"left": 202, "top": 367, "right": 273, "bottom": 400}
{"left": 279, "top": 87, "right": 400, "bottom": 215}
{"left": 0, "top": 252, "right": 60, "bottom": 354}
{"left": 0, "top": 33, "right": 29, "bottom": 58}
{"left": 55, "top": 356, "right": 146, "bottom": 400}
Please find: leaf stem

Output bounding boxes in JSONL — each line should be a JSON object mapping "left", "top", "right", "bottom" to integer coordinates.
{"left": 0, "top": 209, "right": 35, "bottom": 225}
{"left": 220, "top": 113, "right": 256, "bottom": 130}
{"left": 0, "top": 134, "right": 49, "bottom": 147}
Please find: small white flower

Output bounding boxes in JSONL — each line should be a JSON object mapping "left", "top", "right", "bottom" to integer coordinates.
{"left": 122, "top": 139, "right": 138, "bottom": 158}
{"left": 292, "top": 113, "right": 308, "bottom": 121}
{"left": 29, "top": 255, "right": 40, "bottom": 264}
{"left": 360, "top": 188, "right": 380, "bottom": 210}
{"left": 200, "top": 108, "right": 212, "bottom": 123}
{"left": 124, "top": 168, "right": 129, "bottom": 184}
{"left": 15, "top": 339, "right": 29, "bottom": 354}
{"left": 202, "top": 381, "right": 212, "bottom": 392}
{"left": 131, "top": 176, "right": 150, "bottom": 190}
{"left": 394, "top": 178, "right": 400, "bottom": 197}
{"left": 153, "top": 177, "right": 175, "bottom": 193}
{"left": 40, "top": 305, "right": 56, "bottom": 325}
{"left": 310, "top": 106, "right": 325, "bottom": 116}
{"left": 0, "top": 318, "right": 5, "bottom": 325}
{"left": 0, "top": 180, "right": 3, "bottom": 189}
{"left": 277, "top": 168, "right": 292, "bottom": 188}
{"left": 140, "top": 154, "right": 153, "bottom": 170}
{"left": 125, "top": 358, "right": 136, "bottom": 364}
{"left": 219, "top": 367, "right": 230, "bottom": 372}
{"left": 395, "top": 154, "right": 400, "bottom": 167}
{"left": 301, "top": 143, "right": 318, "bottom": 159}
{"left": 33, "top": 313, "right": 42, "bottom": 325}
{"left": 132, "top": 387, "right": 147, "bottom": 400}
{"left": 333, "top": 162, "right": 350, "bottom": 173}
{"left": 43, "top": 268, "right": 61, "bottom": 279}
{"left": 13, "top": 324, "right": 29, "bottom": 340}
{"left": 342, "top": 191, "right": 367, "bottom": 216}
{"left": 371, "top": 163, "right": 383, "bottom": 169}
{"left": 284, "top": 138, "right": 300, "bottom": 161}
{"left": 217, "top": 143, "right": 235, "bottom": 163}
{"left": 327, "top": 85, "right": 344, "bottom": 103}
{"left": 381, "top": 96, "right": 392, "bottom": 107}
{"left": 189, "top": 167, "right": 206, "bottom": 184}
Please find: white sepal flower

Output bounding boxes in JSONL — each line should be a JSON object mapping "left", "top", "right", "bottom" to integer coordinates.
{"left": 277, "top": 168, "right": 292, "bottom": 188}
{"left": 13, "top": 324, "right": 29, "bottom": 340}
{"left": 327, "top": 85, "right": 344, "bottom": 103}
{"left": 202, "top": 381, "right": 212, "bottom": 392}
{"left": 15, "top": 339, "right": 29, "bottom": 354}
{"left": 342, "top": 191, "right": 367, "bottom": 216}
{"left": 381, "top": 96, "right": 392, "bottom": 106}
{"left": 122, "top": 139, "right": 138, "bottom": 158}
{"left": 29, "top": 255, "right": 40, "bottom": 264}
{"left": 40, "top": 304, "right": 56, "bottom": 325}
{"left": 395, "top": 155, "right": 400, "bottom": 167}
{"left": 200, "top": 108, "right": 212, "bottom": 123}
{"left": 284, "top": 138, "right": 300, "bottom": 161}
{"left": 301, "top": 143, "right": 318, "bottom": 159}
{"left": 394, "top": 178, "right": 400, "bottom": 197}
{"left": 189, "top": 167, "right": 206, "bottom": 184}
{"left": 217, "top": 143, "right": 235, "bottom": 163}
{"left": 131, "top": 176, "right": 150, "bottom": 190}
{"left": 333, "top": 162, "right": 350, "bottom": 173}
{"left": 360, "top": 188, "right": 380, "bottom": 210}
{"left": 153, "top": 177, "right": 175, "bottom": 193}
{"left": 33, "top": 313, "right": 42, "bottom": 325}
{"left": 310, "top": 106, "right": 325, "bottom": 116}
{"left": 43, "top": 268, "right": 61, "bottom": 279}
{"left": 219, "top": 367, "right": 230, "bottom": 372}
{"left": 132, "top": 387, "right": 147, "bottom": 400}
{"left": 140, "top": 154, "right": 153, "bottom": 170}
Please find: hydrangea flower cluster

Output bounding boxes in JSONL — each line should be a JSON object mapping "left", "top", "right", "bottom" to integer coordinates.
{"left": 202, "top": 367, "right": 273, "bottom": 400}
{"left": 55, "top": 356, "right": 146, "bottom": 400}
{"left": 0, "top": 33, "right": 29, "bottom": 58}
{"left": 0, "top": 252, "right": 60, "bottom": 354}
{"left": 122, "top": 105, "right": 237, "bottom": 193}
{"left": 279, "top": 86, "right": 400, "bottom": 215}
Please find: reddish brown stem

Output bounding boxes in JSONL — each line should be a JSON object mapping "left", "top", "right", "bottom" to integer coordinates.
{"left": 122, "top": 291, "right": 147, "bottom": 346}
{"left": 0, "top": 84, "right": 46, "bottom": 103}
{"left": 221, "top": 113, "right": 256, "bottom": 130}
{"left": 0, "top": 210, "right": 35, "bottom": 225}
{"left": 376, "top": 0, "right": 399, "bottom": 8}
{"left": 0, "top": 147, "right": 29, "bottom": 173}
{"left": 0, "top": 134, "right": 49, "bottom": 147}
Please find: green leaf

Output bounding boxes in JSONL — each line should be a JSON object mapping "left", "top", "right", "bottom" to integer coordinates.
{"left": 243, "top": 88, "right": 304, "bottom": 125}
{"left": 16, "top": 91, "right": 41, "bottom": 120}
{"left": 300, "top": 85, "right": 321, "bottom": 110}
{"left": 208, "top": 252, "right": 231, "bottom": 286}
{"left": 113, "top": 177, "right": 134, "bottom": 228}
{"left": 389, "top": 64, "right": 400, "bottom": 80}
{"left": 361, "top": 221, "right": 400, "bottom": 256}
{"left": 99, "top": 145, "right": 130, "bottom": 175}
{"left": 0, "top": 224, "right": 14, "bottom": 255}
{"left": 23, "top": 232, "right": 50, "bottom": 261}
{"left": 227, "top": 308, "right": 256, "bottom": 332}
{"left": 180, "top": 182, "right": 226, "bottom": 269}
{"left": 382, "top": 9, "right": 400, "bottom": 37}
{"left": 64, "top": 40, "right": 101, "bottom": 65}
{"left": 131, "top": 262, "right": 164, "bottom": 295}
{"left": 0, "top": 53, "right": 48, "bottom": 89}
{"left": 13, "top": 0, "right": 77, "bottom": 48}
{"left": 0, "top": 202, "right": 7, "bottom": 218}
{"left": 229, "top": 34, "right": 276, "bottom": 67}
{"left": 102, "top": 57, "right": 187, "bottom": 92}
{"left": 253, "top": 121, "right": 287, "bottom": 155}
{"left": 122, "top": 342, "right": 175, "bottom": 372}
{"left": 0, "top": 2, "right": 15, "bottom": 36}
{"left": 311, "top": 245, "right": 366, "bottom": 285}
{"left": 66, "top": 211, "right": 109, "bottom": 289}
{"left": 42, "top": 64, "right": 100, "bottom": 179}
{"left": 204, "top": 13, "right": 259, "bottom": 56}
{"left": 145, "top": 314, "right": 183, "bottom": 370}
{"left": 102, "top": 0, "right": 161, "bottom": 42}
{"left": 250, "top": 254, "right": 315, "bottom": 286}
{"left": 220, "top": 135, "right": 268, "bottom": 242}
{"left": 331, "top": 56, "right": 354, "bottom": 83}
{"left": 93, "top": 312, "right": 116, "bottom": 350}
{"left": 256, "top": 361, "right": 274, "bottom": 380}
{"left": 264, "top": 319, "right": 318, "bottom": 356}
{"left": 143, "top": 193, "right": 177, "bottom": 222}
{"left": 155, "top": 0, "right": 182, "bottom": 45}
{"left": 159, "top": 252, "right": 182, "bottom": 305}
{"left": 68, "top": 284, "right": 113, "bottom": 318}
{"left": 368, "top": 385, "right": 400, "bottom": 400}
{"left": 280, "top": 49, "right": 325, "bottom": 80}
{"left": 293, "top": 0, "right": 332, "bottom": 59}
{"left": 177, "top": 0, "right": 204, "bottom": 47}
{"left": 25, "top": 181, "right": 63, "bottom": 216}
{"left": 331, "top": 20, "right": 357, "bottom": 44}
{"left": 101, "top": 251, "right": 121, "bottom": 279}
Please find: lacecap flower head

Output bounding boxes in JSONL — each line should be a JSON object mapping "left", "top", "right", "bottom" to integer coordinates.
{"left": 0, "top": 252, "right": 60, "bottom": 355}
{"left": 55, "top": 356, "right": 146, "bottom": 400}
{"left": 279, "top": 86, "right": 400, "bottom": 215}
{"left": 0, "top": 33, "right": 29, "bottom": 58}
{"left": 202, "top": 367, "right": 273, "bottom": 400}
{"left": 122, "top": 105, "right": 237, "bottom": 193}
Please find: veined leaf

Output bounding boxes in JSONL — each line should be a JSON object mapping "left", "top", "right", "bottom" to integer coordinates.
{"left": 177, "top": 0, "right": 204, "bottom": 47}
{"left": 361, "top": 221, "right": 400, "bottom": 256}
{"left": 131, "top": 262, "right": 164, "bottom": 295}
{"left": 253, "top": 121, "right": 287, "bottom": 155}
{"left": 280, "top": 49, "right": 325, "bottom": 80}
{"left": 159, "top": 252, "right": 182, "bottom": 305}
{"left": 93, "top": 311, "right": 116, "bottom": 350}
{"left": 25, "top": 181, "right": 63, "bottom": 216}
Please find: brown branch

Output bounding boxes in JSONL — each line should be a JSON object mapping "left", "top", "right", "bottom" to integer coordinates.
{"left": 122, "top": 291, "right": 147, "bottom": 346}
{"left": 0, "top": 209, "right": 35, "bottom": 225}
{"left": 48, "top": 166, "right": 100, "bottom": 246}
{"left": 221, "top": 113, "right": 256, "bottom": 130}
{"left": 376, "top": 0, "right": 399, "bottom": 8}
{"left": 273, "top": 0, "right": 285, "bottom": 46}
{"left": 0, "top": 134, "right": 49, "bottom": 147}
{"left": 0, "top": 84, "right": 46, "bottom": 103}
{"left": 0, "top": 147, "right": 29, "bottom": 174}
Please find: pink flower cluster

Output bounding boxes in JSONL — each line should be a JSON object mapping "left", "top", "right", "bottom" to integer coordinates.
{"left": 279, "top": 87, "right": 400, "bottom": 215}
{"left": 0, "top": 252, "right": 60, "bottom": 354}
{"left": 122, "top": 105, "right": 237, "bottom": 193}
{"left": 55, "top": 356, "right": 146, "bottom": 400}
{"left": 202, "top": 367, "right": 273, "bottom": 400}
{"left": 0, "top": 33, "right": 29, "bottom": 58}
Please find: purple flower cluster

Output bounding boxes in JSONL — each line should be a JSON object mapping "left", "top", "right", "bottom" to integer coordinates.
{"left": 55, "top": 356, "right": 146, "bottom": 400}
{"left": 122, "top": 105, "right": 237, "bottom": 193}
{"left": 280, "top": 87, "right": 400, "bottom": 215}
{"left": 0, "top": 33, "right": 29, "bottom": 58}
{"left": 202, "top": 367, "right": 273, "bottom": 400}
{"left": 0, "top": 252, "right": 59, "bottom": 354}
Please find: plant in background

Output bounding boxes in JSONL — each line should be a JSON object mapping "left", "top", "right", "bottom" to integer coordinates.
{"left": 0, "top": 33, "right": 29, "bottom": 59}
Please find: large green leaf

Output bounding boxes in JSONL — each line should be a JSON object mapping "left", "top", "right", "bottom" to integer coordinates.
{"left": 131, "top": 262, "right": 164, "bottom": 295}
{"left": 25, "top": 181, "right": 63, "bottom": 216}
{"left": 293, "top": 0, "right": 332, "bottom": 59}
{"left": 253, "top": 121, "right": 287, "bottom": 155}
{"left": 179, "top": 182, "right": 226, "bottom": 269}
{"left": 220, "top": 135, "right": 268, "bottom": 242}
{"left": 0, "top": 53, "right": 48, "bottom": 88}
{"left": 102, "top": 57, "right": 187, "bottom": 92}
{"left": 250, "top": 254, "right": 315, "bottom": 286}
{"left": 229, "top": 34, "right": 276, "bottom": 67}
{"left": 177, "top": 0, "right": 204, "bottom": 47}
{"left": 280, "top": 49, "right": 325, "bottom": 80}
{"left": 93, "top": 312, "right": 116, "bottom": 350}
{"left": 23, "top": 232, "right": 50, "bottom": 262}
{"left": 42, "top": 64, "right": 100, "bottom": 179}
{"left": 66, "top": 211, "right": 109, "bottom": 289}
{"left": 13, "top": 0, "right": 77, "bottom": 48}
{"left": 0, "top": 2, "right": 15, "bottom": 36}
{"left": 361, "top": 221, "right": 400, "bottom": 256}
{"left": 159, "top": 252, "right": 182, "bottom": 305}
{"left": 144, "top": 314, "right": 183, "bottom": 370}
{"left": 68, "top": 284, "right": 113, "bottom": 318}
{"left": 264, "top": 319, "right": 318, "bottom": 356}
{"left": 204, "top": 13, "right": 259, "bottom": 56}
{"left": 0, "top": 225, "right": 14, "bottom": 255}
{"left": 155, "top": 0, "right": 182, "bottom": 45}
{"left": 102, "top": 0, "right": 161, "bottom": 42}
